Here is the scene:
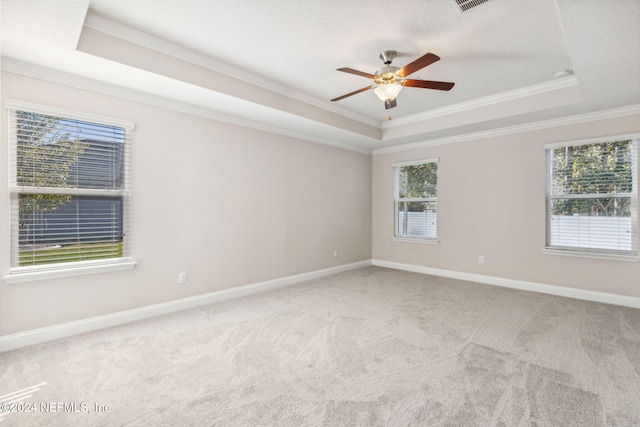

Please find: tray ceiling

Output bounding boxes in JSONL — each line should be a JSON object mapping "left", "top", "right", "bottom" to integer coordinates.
{"left": 1, "top": 0, "right": 639, "bottom": 151}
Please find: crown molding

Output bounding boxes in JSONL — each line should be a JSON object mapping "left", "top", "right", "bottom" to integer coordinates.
{"left": 4, "top": 55, "right": 637, "bottom": 158}
{"left": 373, "top": 104, "right": 640, "bottom": 154}
{"left": 83, "top": 10, "right": 379, "bottom": 129}
{"left": 382, "top": 75, "right": 580, "bottom": 130}
{"left": 1, "top": 58, "right": 372, "bottom": 154}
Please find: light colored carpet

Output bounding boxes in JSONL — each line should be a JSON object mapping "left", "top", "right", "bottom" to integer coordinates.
{"left": 1, "top": 266, "right": 639, "bottom": 426}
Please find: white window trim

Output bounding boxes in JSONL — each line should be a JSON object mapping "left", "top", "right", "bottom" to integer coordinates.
{"left": 4, "top": 99, "right": 136, "bottom": 282}
{"left": 393, "top": 158, "right": 439, "bottom": 242}
{"left": 542, "top": 248, "right": 639, "bottom": 263}
{"left": 3, "top": 260, "right": 137, "bottom": 284}
{"left": 391, "top": 236, "right": 440, "bottom": 244}
{"left": 544, "top": 133, "right": 639, "bottom": 261}
{"left": 393, "top": 158, "right": 439, "bottom": 168}
{"left": 4, "top": 100, "right": 135, "bottom": 130}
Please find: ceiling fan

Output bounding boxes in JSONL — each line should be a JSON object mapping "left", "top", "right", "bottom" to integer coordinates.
{"left": 331, "top": 50, "right": 455, "bottom": 110}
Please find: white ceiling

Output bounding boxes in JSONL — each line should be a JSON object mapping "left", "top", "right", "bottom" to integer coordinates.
{"left": 2, "top": 0, "right": 639, "bottom": 152}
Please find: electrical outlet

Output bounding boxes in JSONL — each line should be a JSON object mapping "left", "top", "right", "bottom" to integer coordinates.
{"left": 334, "top": 249, "right": 338, "bottom": 257}
{"left": 478, "top": 256, "right": 484, "bottom": 264}
{"left": 179, "top": 272, "right": 188, "bottom": 284}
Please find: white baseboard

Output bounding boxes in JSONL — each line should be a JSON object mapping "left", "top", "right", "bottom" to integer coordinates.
{"left": 372, "top": 259, "right": 640, "bottom": 309}
{"left": 5, "top": 259, "right": 636, "bottom": 352}
{"left": 0, "top": 260, "right": 371, "bottom": 352}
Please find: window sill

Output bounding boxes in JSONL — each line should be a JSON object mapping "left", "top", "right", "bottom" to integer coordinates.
{"left": 542, "top": 249, "right": 639, "bottom": 263}
{"left": 391, "top": 237, "right": 439, "bottom": 245}
{"left": 3, "top": 259, "right": 137, "bottom": 284}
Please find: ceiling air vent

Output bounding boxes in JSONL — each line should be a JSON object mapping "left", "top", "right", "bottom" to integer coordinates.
{"left": 454, "top": 0, "right": 491, "bottom": 12}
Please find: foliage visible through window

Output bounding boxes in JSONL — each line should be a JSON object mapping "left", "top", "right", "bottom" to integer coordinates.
{"left": 9, "top": 107, "right": 132, "bottom": 269}
{"left": 394, "top": 160, "right": 438, "bottom": 239}
{"left": 546, "top": 139, "right": 637, "bottom": 255}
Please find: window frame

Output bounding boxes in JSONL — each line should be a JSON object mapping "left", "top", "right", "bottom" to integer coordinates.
{"left": 393, "top": 158, "right": 439, "bottom": 243}
{"left": 4, "top": 100, "right": 136, "bottom": 283}
{"left": 544, "top": 134, "right": 639, "bottom": 262}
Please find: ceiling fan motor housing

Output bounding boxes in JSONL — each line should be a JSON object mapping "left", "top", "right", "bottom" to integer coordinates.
{"left": 375, "top": 66, "right": 401, "bottom": 80}
{"left": 374, "top": 65, "right": 406, "bottom": 97}
{"left": 377, "top": 51, "right": 403, "bottom": 84}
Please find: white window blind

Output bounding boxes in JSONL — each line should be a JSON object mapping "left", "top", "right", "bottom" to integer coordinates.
{"left": 8, "top": 103, "right": 133, "bottom": 271}
{"left": 394, "top": 159, "right": 438, "bottom": 240}
{"left": 545, "top": 137, "right": 638, "bottom": 256}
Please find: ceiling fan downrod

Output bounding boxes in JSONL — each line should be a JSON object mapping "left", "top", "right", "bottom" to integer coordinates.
{"left": 379, "top": 50, "right": 397, "bottom": 65}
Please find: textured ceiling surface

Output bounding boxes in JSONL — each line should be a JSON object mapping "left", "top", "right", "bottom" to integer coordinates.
{"left": 1, "top": 0, "right": 639, "bottom": 151}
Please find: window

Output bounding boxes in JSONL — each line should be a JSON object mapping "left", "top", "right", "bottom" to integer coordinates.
{"left": 394, "top": 159, "right": 438, "bottom": 241}
{"left": 545, "top": 136, "right": 638, "bottom": 258}
{"left": 7, "top": 102, "right": 134, "bottom": 275}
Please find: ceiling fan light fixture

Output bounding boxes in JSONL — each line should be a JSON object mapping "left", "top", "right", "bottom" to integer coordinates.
{"left": 331, "top": 51, "right": 454, "bottom": 109}
{"left": 374, "top": 82, "right": 403, "bottom": 101}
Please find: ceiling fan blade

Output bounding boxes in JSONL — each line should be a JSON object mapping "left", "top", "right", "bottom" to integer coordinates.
{"left": 331, "top": 86, "right": 373, "bottom": 102}
{"left": 404, "top": 79, "right": 455, "bottom": 91}
{"left": 337, "top": 68, "right": 376, "bottom": 79}
{"left": 397, "top": 53, "right": 440, "bottom": 77}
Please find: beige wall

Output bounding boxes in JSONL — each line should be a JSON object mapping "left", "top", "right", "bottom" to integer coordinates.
{"left": 2, "top": 70, "right": 638, "bottom": 337}
{"left": 0, "top": 72, "right": 372, "bottom": 335}
{"left": 373, "top": 114, "right": 640, "bottom": 298}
